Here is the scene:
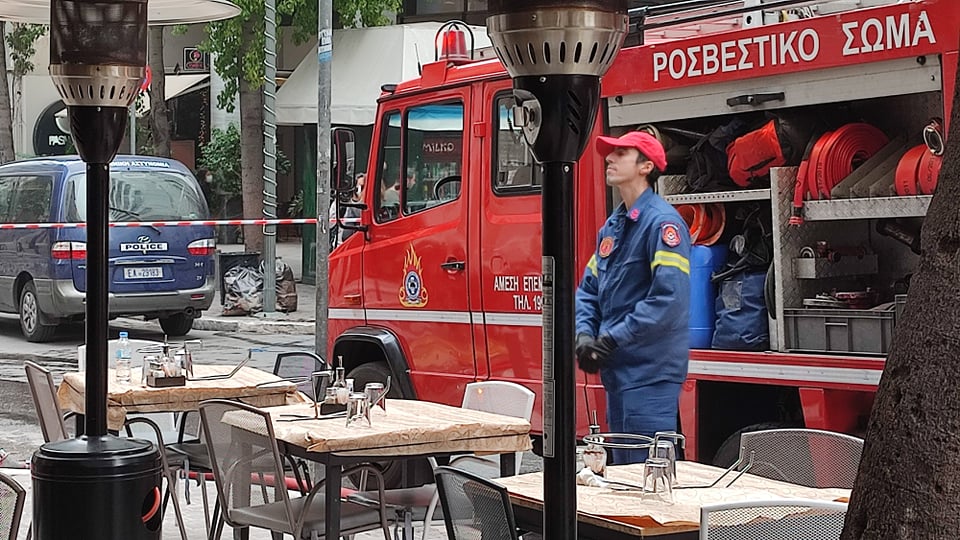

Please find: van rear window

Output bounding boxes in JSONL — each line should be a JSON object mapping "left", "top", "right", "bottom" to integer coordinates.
{"left": 66, "top": 170, "right": 209, "bottom": 222}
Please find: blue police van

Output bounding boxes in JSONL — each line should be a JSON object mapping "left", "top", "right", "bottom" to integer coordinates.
{"left": 0, "top": 156, "right": 216, "bottom": 342}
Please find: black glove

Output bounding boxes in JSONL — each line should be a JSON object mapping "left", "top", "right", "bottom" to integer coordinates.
{"left": 575, "top": 334, "right": 600, "bottom": 374}
{"left": 579, "top": 335, "right": 617, "bottom": 374}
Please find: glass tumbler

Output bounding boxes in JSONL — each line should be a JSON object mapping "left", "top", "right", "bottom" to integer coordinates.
{"left": 642, "top": 457, "right": 674, "bottom": 504}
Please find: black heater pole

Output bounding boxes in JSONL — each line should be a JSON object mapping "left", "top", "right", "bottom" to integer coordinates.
{"left": 486, "top": 5, "right": 628, "bottom": 540}
{"left": 85, "top": 160, "right": 110, "bottom": 436}
{"left": 540, "top": 160, "right": 578, "bottom": 539}
{"left": 68, "top": 105, "right": 130, "bottom": 436}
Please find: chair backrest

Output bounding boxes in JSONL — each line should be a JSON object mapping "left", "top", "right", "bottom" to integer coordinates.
{"left": 0, "top": 471, "right": 25, "bottom": 540}
{"left": 273, "top": 351, "right": 328, "bottom": 401}
{"left": 700, "top": 498, "right": 848, "bottom": 540}
{"left": 738, "top": 428, "right": 864, "bottom": 488}
{"left": 198, "top": 399, "right": 296, "bottom": 533}
{"left": 435, "top": 466, "right": 519, "bottom": 540}
{"left": 78, "top": 338, "right": 163, "bottom": 371}
{"left": 24, "top": 361, "right": 69, "bottom": 443}
{"left": 460, "top": 381, "right": 535, "bottom": 476}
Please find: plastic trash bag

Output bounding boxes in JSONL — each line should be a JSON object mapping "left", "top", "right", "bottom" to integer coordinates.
{"left": 223, "top": 265, "right": 263, "bottom": 316}
{"left": 272, "top": 259, "right": 298, "bottom": 313}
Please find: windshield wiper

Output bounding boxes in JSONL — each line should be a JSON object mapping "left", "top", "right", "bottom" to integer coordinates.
{"left": 109, "top": 206, "right": 140, "bottom": 219}
{"left": 109, "top": 206, "right": 160, "bottom": 233}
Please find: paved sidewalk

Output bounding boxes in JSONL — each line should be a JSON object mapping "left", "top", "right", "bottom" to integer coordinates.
{"left": 190, "top": 241, "right": 318, "bottom": 336}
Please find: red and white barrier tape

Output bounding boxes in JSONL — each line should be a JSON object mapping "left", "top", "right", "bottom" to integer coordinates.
{"left": 0, "top": 217, "right": 361, "bottom": 230}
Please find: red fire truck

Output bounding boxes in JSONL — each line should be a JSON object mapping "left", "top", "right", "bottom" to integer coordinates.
{"left": 328, "top": 0, "right": 957, "bottom": 466}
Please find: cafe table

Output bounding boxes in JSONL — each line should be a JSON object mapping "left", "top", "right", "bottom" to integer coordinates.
{"left": 498, "top": 461, "right": 851, "bottom": 539}
{"left": 57, "top": 364, "right": 306, "bottom": 431}
{"left": 224, "top": 399, "right": 533, "bottom": 539}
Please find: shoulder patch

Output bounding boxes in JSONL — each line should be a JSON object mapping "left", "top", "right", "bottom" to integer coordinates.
{"left": 661, "top": 223, "right": 681, "bottom": 248}
{"left": 599, "top": 236, "right": 615, "bottom": 258}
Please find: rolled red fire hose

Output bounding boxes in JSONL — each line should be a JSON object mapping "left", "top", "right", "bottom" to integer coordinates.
{"left": 676, "top": 203, "right": 725, "bottom": 246}
{"left": 791, "top": 123, "right": 888, "bottom": 224}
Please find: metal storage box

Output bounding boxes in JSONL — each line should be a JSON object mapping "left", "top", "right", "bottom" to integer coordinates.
{"left": 783, "top": 308, "right": 895, "bottom": 355}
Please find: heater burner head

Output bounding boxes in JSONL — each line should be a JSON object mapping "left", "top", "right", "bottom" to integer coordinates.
{"left": 487, "top": 3, "right": 629, "bottom": 78}
{"left": 48, "top": 0, "right": 147, "bottom": 107}
{"left": 50, "top": 64, "right": 145, "bottom": 108}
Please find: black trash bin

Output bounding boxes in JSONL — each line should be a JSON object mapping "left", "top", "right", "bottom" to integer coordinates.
{"left": 218, "top": 251, "right": 261, "bottom": 305}
{"left": 33, "top": 435, "right": 162, "bottom": 540}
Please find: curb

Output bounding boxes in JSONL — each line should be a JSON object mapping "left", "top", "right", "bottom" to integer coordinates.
{"left": 192, "top": 316, "right": 315, "bottom": 335}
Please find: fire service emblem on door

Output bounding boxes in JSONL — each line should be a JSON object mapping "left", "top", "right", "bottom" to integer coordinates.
{"left": 399, "top": 244, "right": 429, "bottom": 308}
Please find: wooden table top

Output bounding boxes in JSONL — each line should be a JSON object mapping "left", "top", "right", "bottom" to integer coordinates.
{"left": 498, "top": 461, "right": 850, "bottom": 537}
{"left": 227, "top": 399, "right": 533, "bottom": 457}
{"left": 58, "top": 365, "right": 305, "bottom": 430}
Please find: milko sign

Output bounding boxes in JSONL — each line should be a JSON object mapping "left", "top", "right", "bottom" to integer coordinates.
{"left": 652, "top": 10, "right": 935, "bottom": 83}
{"left": 422, "top": 137, "right": 461, "bottom": 161}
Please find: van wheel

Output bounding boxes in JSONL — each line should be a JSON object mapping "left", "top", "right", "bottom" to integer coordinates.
{"left": 20, "top": 282, "right": 57, "bottom": 342}
{"left": 159, "top": 313, "right": 193, "bottom": 336}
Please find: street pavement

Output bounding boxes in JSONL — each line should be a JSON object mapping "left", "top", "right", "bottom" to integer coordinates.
{"left": 198, "top": 241, "right": 318, "bottom": 335}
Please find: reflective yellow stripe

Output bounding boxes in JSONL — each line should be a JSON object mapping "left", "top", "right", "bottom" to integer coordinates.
{"left": 651, "top": 250, "right": 690, "bottom": 274}
{"left": 586, "top": 254, "right": 598, "bottom": 277}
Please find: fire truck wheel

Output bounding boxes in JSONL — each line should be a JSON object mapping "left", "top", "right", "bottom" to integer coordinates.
{"left": 712, "top": 422, "right": 794, "bottom": 468}
{"left": 347, "top": 361, "right": 408, "bottom": 489}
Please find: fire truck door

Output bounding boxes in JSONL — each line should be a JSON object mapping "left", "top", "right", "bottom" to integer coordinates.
{"left": 476, "top": 84, "right": 546, "bottom": 433}
{"left": 362, "top": 92, "right": 476, "bottom": 405}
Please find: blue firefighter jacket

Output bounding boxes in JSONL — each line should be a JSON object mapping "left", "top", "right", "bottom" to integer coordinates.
{"left": 575, "top": 188, "right": 691, "bottom": 393}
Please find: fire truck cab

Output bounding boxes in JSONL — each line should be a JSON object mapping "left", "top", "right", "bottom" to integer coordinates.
{"left": 328, "top": 0, "right": 958, "bottom": 465}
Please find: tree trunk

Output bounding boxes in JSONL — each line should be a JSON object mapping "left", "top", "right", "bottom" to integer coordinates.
{"left": 239, "top": 77, "right": 264, "bottom": 252}
{"left": 0, "top": 23, "right": 17, "bottom": 163}
{"left": 148, "top": 26, "right": 171, "bottom": 157}
{"left": 841, "top": 67, "right": 960, "bottom": 537}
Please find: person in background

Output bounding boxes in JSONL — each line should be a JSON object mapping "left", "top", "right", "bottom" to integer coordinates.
{"left": 196, "top": 168, "right": 215, "bottom": 212}
{"left": 575, "top": 131, "right": 691, "bottom": 464}
{"left": 340, "top": 173, "right": 365, "bottom": 243}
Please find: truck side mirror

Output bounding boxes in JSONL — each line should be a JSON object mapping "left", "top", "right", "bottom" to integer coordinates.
{"left": 332, "top": 127, "right": 356, "bottom": 193}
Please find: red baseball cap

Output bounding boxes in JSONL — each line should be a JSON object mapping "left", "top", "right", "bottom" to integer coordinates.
{"left": 595, "top": 131, "right": 668, "bottom": 171}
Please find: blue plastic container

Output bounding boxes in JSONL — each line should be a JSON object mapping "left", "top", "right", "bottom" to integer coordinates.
{"left": 689, "top": 245, "right": 728, "bottom": 348}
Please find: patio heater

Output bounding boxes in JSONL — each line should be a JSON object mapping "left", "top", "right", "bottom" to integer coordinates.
{"left": 0, "top": 0, "right": 237, "bottom": 538}
{"left": 486, "top": 2, "right": 627, "bottom": 539}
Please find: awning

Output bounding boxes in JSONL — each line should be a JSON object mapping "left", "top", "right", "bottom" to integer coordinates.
{"left": 162, "top": 73, "right": 210, "bottom": 101}
{"left": 137, "top": 73, "right": 210, "bottom": 114}
{"left": 276, "top": 22, "right": 492, "bottom": 126}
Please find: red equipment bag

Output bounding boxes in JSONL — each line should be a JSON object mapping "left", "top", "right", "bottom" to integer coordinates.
{"left": 726, "top": 120, "right": 786, "bottom": 187}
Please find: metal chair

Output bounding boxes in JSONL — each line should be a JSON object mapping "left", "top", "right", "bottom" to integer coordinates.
{"left": 355, "top": 380, "right": 534, "bottom": 540}
{"left": 434, "top": 466, "right": 520, "bottom": 540}
{"left": 700, "top": 499, "right": 848, "bottom": 540}
{"left": 198, "top": 399, "right": 397, "bottom": 540}
{"left": 737, "top": 428, "right": 863, "bottom": 488}
{"left": 273, "top": 351, "right": 329, "bottom": 401}
{"left": 0, "top": 471, "right": 26, "bottom": 540}
{"left": 23, "top": 361, "right": 190, "bottom": 540}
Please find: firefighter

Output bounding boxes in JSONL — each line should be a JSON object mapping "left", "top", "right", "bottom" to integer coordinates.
{"left": 575, "top": 131, "right": 691, "bottom": 464}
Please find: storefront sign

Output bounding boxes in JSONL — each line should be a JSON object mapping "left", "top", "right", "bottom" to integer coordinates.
{"left": 183, "top": 47, "right": 208, "bottom": 72}
{"left": 33, "top": 101, "right": 71, "bottom": 156}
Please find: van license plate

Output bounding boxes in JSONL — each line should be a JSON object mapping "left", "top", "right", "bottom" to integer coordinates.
{"left": 124, "top": 267, "right": 162, "bottom": 279}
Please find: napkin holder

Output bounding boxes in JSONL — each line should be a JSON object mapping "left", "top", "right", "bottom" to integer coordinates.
{"left": 319, "top": 402, "right": 346, "bottom": 415}
{"left": 147, "top": 373, "right": 186, "bottom": 388}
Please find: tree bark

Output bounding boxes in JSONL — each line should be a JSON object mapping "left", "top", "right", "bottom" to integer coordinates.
{"left": 148, "top": 26, "right": 171, "bottom": 157}
{"left": 842, "top": 67, "right": 960, "bottom": 537}
{"left": 239, "top": 77, "right": 264, "bottom": 252}
{"left": 0, "top": 23, "right": 17, "bottom": 163}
